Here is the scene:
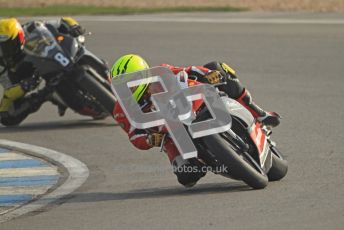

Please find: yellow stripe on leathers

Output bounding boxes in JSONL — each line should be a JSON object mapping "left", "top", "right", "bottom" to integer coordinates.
{"left": 0, "top": 85, "right": 25, "bottom": 112}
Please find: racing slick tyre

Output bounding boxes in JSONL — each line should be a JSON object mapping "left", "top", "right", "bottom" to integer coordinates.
{"left": 267, "top": 146, "right": 288, "bottom": 181}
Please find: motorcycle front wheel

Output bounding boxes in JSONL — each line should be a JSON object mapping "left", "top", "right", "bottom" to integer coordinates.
{"left": 201, "top": 133, "right": 269, "bottom": 189}
{"left": 75, "top": 66, "right": 117, "bottom": 116}
{"left": 267, "top": 146, "right": 288, "bottom": 181}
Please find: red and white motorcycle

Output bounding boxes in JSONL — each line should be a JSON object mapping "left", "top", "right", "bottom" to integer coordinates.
{"left": 114, "top": 67, "right": 288, "bottom": 189}
{"left": 194, "top": 95, "right": 288, "bottom": 189}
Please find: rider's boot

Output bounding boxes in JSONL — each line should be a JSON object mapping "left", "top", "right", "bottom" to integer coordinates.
{"left": 237, "top": 89, "right": 281, "bottom": 128}
{"left": 164, "top": 138, "right": 206, "bottom": 187}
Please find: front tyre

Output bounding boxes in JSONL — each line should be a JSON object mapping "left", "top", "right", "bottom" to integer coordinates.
{"left": 202, "top": 134, "right": 268, "bottom": 189}
{"left": 267, "top": 146, "right": 288, "bottom": 181}
{"left": 76, "top": 66, "right": 117, "bottom": 116}
{"left": 0, "top": 113, "right": 28, "bottom": 127}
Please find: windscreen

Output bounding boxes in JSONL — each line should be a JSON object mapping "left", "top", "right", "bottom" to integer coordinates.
{"left": 23, "top": 22, "right": 58, "bottom": 58}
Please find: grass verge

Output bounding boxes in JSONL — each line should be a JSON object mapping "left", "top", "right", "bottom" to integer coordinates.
{"left": 0, "top": 5, "right": 247, "bottom": 16}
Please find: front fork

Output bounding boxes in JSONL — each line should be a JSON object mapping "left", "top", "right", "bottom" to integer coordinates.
{"left": 49, "top": 93, "right": 68, "bottom": 116}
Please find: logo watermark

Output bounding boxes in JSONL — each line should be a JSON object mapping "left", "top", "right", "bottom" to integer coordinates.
{"left": 173, "top": 164, "right": 229, "bottom": 174}
{"left": 111, "top": 67, "right": 231, "bottom": 159}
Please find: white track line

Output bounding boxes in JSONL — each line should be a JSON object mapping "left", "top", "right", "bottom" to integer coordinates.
{"left": 0, "top": 152, "right": 32, "bottom": 161}
{"left": 0, "top": 139, "right": 89, "bottom": 223}
{"left": 0, "top": 186, "right": 52, "bottom": 195}
{"left": 0, "top": 167, "right": 58, "bottom": 177}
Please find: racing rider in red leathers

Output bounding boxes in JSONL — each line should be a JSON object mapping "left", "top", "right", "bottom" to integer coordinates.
{"left": 111, "top": 54, "right": 280, "bottom": 187}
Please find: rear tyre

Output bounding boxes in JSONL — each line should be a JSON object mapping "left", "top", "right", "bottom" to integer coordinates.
{"left": 267, "top": 146, "right": 288, "bottom": 181}
{"left": 202, "top": 134, "right": 268, "bottom": 189}
{"left": 0, "top": 113, "right": 28, "bottom": 127}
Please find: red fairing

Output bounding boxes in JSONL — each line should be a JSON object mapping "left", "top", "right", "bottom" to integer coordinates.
{"left": 249, "top": 122, "right": 267, "bottom": 155}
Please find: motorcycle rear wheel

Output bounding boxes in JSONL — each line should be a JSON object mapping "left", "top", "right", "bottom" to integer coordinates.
{"left": 0, "top": 113, "right": 28, "bottom": 127}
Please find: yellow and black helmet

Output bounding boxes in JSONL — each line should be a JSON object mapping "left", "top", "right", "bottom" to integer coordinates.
{"left": 111, "top": 54, "right": 150, "bottom": 102}
{"left": 59, "top": 17, "right": 85, "bottom": 37}
{"left": 0, "top": 18, "right": 25, "bottom": 63}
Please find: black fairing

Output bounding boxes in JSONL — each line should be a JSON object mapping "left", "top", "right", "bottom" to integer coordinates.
{"left": 45, "top": 24, "right": 78, "bottom": 61}
{"left": 76, "top": 49, "right": 109, "bottom": 77}
{"left": 23, "top": 55, "right": 64, "bottom": 76}
{"left": 19, "top": 21, "right": 113, "bottom": 118}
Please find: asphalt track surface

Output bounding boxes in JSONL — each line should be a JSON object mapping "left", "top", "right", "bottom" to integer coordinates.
{"left": 1, "top": 12, "right": 344, "bottom": 230}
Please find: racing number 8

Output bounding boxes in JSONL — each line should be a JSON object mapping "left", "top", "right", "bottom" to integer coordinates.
{"left": 54, "top": 52, "right": 70, "bottom": 67}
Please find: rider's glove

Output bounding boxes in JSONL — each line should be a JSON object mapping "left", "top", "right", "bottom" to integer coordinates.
{"left": 60, "top": 17, "right": 85, "bottom": 37}
{"left": 69, "top": 25, "right": 85, "bottom": 37}
{"left": 148, "top": 133, "right": 164, "bottom": 147}
{"left": 19, "top": 76, "right": 41, "bottom": 92}
{"left": 204, "top": 70, "right": 223, "bottom": 84}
